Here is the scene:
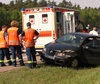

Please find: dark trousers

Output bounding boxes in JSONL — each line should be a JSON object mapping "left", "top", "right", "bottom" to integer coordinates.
{"left": 26, "top": 46, "right": 37, "bottom": 67}
{"left": 0, "top": 48, "right": 11, "bottom": 65}
{"left": 10, "top": 46, "right": 24, "bottom": 65}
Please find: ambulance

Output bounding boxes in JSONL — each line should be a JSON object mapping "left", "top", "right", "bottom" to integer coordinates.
{"left": 21, "top": 6, "right": 85, "bottom": 52}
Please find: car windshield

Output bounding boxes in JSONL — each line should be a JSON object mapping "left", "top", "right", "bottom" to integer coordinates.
{"left": 56, "top": 33, "right": 85, "bottom": 47}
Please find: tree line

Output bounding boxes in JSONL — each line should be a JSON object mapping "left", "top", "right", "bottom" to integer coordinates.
{"left": 0, "top": 0, "right": 100, "bottom": 31}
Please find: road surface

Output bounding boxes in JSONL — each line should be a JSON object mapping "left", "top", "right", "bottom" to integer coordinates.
{"left": 0, "top": 53, "right": 44, "bottom": 72}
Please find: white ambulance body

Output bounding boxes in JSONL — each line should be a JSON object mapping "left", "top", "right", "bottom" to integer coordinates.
{"left": 21, "top": 6, "right": 81, "bottom": 51}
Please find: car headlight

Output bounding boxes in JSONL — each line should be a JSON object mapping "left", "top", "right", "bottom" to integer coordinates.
{"left": 62, "top": 52, "right": 71, "bottom": 57}
{"left": 56, "top": 52, "right": 63, "bottom": 56}
{"left": 55, "top": 50, "right": 63, "bottom": 56}
{"left": 55, "top": 50, "right": 75, "bottom": 57}
{"left": 63, "top": 50, "right": 75, "bottom": 57}
{"left": 63, "top": 50, "right": 75, "bottom": 53}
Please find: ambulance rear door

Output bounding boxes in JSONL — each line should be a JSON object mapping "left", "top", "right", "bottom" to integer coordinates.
{"left": 31, "top": 10, "right": 54, "bottom": 49}
{"left": 63, "top": 11, "right": 75, "bottom": 33}
{"left": 22, "top": 8, "right": 55, "bottom": 50}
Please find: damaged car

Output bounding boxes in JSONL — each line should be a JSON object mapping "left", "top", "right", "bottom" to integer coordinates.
{"left": 40, "top": 32, "right": 100, "bottom": 68}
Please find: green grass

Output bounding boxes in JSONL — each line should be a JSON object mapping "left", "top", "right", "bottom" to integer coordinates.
{"left": 0, "top": 64, "right": 100, "bottom": 84}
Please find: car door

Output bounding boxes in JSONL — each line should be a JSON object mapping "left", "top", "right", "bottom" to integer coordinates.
{"left": 92, "top": 38, "right": 100, "bottom": 65}
{"left": 82, "top": 37, "right": 96, "bottom": 64}
{"left": 82, "top": 37, "right": 100, "bottom": 65}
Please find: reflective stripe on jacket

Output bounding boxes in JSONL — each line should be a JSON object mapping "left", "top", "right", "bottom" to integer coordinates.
{"left": 7, "top": 27, "right": 20, "bottom": 46}
{"left": 24, "top": 28, "right": 35, "bottom": 48}
{"left": 0, "top": 31, "right": 8, "bottom": 48}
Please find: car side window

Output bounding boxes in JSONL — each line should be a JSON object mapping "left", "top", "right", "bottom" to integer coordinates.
{"left": 85, "top": 38, "right": 100, "bottom": 48}
{"left": 93, "top": 38, "right": 100, "bottom": 48}
{"left": 56, "top": 34, "right": 72, "bottom": 43}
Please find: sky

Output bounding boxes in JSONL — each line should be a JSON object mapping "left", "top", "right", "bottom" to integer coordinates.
{"left": 0, "top": 0, "right": 100, "bottom": 9}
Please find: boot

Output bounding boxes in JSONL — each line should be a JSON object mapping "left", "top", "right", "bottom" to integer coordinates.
{"left": 19, "top": 60, "right": 25, "bottom": 66}
{"left": 8, "top": 61, "right": 12, "bottom": 66}
{"left": 12, "top": 61, "right": 16, "bottom": 67}
{"left": 28, "top": 63, "right": 32, "bottom": 69}
{"left": 33, "top": 63, "right": 37, "bottom": 68}
{"left": 0, "top": 63, "right": 6, "bottom": 67}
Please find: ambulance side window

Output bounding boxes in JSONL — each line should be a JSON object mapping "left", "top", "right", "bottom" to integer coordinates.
{"left": 42, "top": 14, "right": 48, "bottom": 24}
{"left": 29, "top": 15, "right": 35, "bottom": 24}
{"left": 29, "top": 15, "right": 34, "bottom": 18}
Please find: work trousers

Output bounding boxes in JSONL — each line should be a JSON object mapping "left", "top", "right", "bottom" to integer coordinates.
{"left": 10, "top": 46, "right": 24, "bottom": 66}
{"left": 26, "top": 46, "right": 37, "bottom": 68}
{"left": 0, "top": 48, "right": 11, "bottom": 65}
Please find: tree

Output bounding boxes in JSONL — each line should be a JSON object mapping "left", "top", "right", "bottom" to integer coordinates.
{"left": 47, "top": 0, "right": 57, "bottom": 6}
{"left": 9, "top": 1, "right": 15, "bottom": 11}
{"left": 24, "top": 0, "right": 34, "bottom": 8}
{"left": 10, "top": 10, "right": 22, "bottom": 31}
{"left": 0, "top": 7, "right": 11, "bottom": 28}
{"left": 15, "top": 0, "right": 23, "bottom": 10}
{"left": 33, "top": 0, "right": 38, "bottom": 7}
{"left": 38, "top": 0, "right": 47, "bottom": 7}
{"left": 58, "top": 0, "right": 73, "bottom": 8}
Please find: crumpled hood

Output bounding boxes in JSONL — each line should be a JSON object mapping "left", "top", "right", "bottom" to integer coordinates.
{"left": 45, "top": 42, "right": 78, "bottom": 51}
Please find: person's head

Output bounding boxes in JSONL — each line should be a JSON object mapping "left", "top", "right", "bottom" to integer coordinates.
{"left": 10, "top": 20, "right": 19, "bottom": 27}
{"left": 1, "top": 25, "right": 8, "bottom": 32}
{"left": 27, "top": 22, "right": 31, "bottom": 28}
{"left": 78, "top": 20, "right": 81, "bottom": 24}
{"left": 93, "top": 27, "right": 97, "bottom": 31}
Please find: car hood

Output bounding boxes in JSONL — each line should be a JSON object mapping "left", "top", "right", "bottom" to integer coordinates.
{"left": 45, "top": 42, "right": 78, "bottom": 51}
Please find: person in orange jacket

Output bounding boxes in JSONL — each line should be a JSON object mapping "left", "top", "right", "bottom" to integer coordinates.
{"left": 7, "top": 20, "right": 25, "bottom": 67}
{"left": 0, "top": 25, "right": 12, "bottom": 66}
{"left": 20, "top": 22, "right": 39, "bottom": 68}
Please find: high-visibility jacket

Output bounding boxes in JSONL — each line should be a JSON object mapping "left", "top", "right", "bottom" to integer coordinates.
{"left": 0, "top": 31, "right": 8, "bottom": 48}
{"left": 7, "top": 27, "right": 20, "bottom": 46}
{"left": 24, "top": 28, "right": 35, "bottom": 48}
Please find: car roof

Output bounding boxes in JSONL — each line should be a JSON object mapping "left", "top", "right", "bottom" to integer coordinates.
{"left": 65, "top": 32, "right": 99, "bottom": 38}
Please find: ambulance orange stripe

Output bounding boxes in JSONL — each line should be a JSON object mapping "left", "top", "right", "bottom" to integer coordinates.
{"left": 39, "top": 31, "right": 56, "bottom": 37}
{"left": 39, "top": 31, "right": 52, "bottom": 37}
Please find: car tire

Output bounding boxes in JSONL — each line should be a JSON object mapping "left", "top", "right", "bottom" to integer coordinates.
{"left": 70, "top": 58, "right": 79, "bottom": 68}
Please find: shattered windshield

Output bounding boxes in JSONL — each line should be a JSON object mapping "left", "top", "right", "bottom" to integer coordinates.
{"left": 56, "top": 33, "right": 85, "bottom": 47}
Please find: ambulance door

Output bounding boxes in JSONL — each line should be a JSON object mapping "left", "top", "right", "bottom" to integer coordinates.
{"left": 63, "top": 12, "right": 75, "bottom": 33}
{"left": 23, "top": 12, "right": 41, "bottom": 46}
{"left": 35, "top": 12, "right": 53, "bottom": 49}
{"left": 56, "top": 12, "right": 64, "bottom": 38}
{"left": 22, "top": 13, "right": 37, "bottom": 30}
{"left": 30, "top": 12, "right": 40, "bottom": 46}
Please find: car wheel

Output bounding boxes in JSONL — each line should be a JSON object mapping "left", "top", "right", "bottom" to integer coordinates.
{"left": 71, "top": 58, "right": 79, "bottom": 68}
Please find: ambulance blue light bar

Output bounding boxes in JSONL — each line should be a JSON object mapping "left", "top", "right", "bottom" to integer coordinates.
{"left": 50, "top": 6, "right": 53, "bottom": 8}
{"left": 21, "top": 8, "right": 25, "bottom": 11}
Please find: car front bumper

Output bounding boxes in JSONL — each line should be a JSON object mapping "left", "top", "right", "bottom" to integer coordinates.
{"left": 40, "top": 52, "right": 72, "bottom": 66}
{"left": 55, "top": 56, "right": 73, "bottom": 66}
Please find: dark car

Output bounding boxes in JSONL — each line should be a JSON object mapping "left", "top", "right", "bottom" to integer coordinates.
{"left": 40, "top": 32, "right": 100, "bottom": 68}
{"left": 97, "top": 29, "right": 100, "bottom": 36}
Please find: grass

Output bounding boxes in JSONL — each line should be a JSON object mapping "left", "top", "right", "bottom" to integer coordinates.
{"left": 0, "top": 64, "right": 100, "bottom": 84}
